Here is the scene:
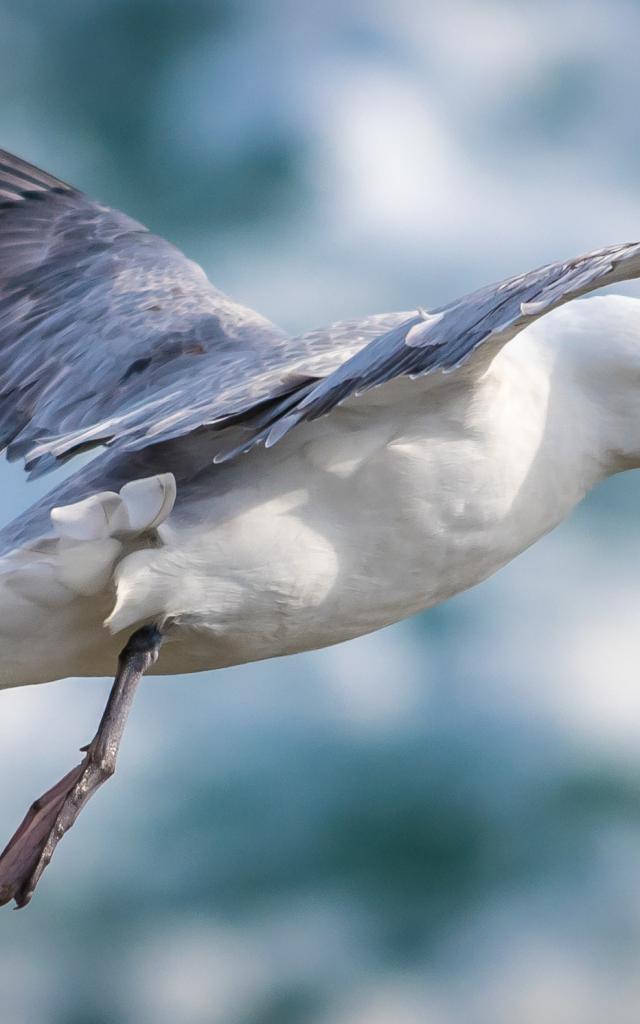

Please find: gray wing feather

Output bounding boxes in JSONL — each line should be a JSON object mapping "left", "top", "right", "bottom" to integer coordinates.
{"left": 226, "top": 242, "right": 640, "bottom": 456}
{"left": 2, "top": 151, "right": 640, "bottom": 476}
{"left": 0, "top": 150, "right": 289, "bottom": 476}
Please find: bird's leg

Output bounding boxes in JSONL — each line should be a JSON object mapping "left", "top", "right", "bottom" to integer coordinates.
{"left": 0, "top": 623, "right": 163, "bottom": 909}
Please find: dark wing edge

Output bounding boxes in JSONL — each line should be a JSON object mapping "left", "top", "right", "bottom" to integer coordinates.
{"left": 214, "top": 241, "right": 640, "bottom": 460}
{"left": 0, "top": 150, "right": 75, "bottom": 198}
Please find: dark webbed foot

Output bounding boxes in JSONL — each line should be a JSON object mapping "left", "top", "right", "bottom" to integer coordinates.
{"left": 0, "top": 624, "right": 162, "bottom": 909}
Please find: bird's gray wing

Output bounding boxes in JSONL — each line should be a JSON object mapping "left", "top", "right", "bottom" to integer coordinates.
{"left": 22, "top": 236, "right": 640, "bottom": 469}
{"left": 0, "top": 149, "right": 296, "bottom": 477}
{"left": 4, "top": 149, "right": 640, "bottom": 475}
{"left": 222, "top": 241, "right": 640, "bottom": 456}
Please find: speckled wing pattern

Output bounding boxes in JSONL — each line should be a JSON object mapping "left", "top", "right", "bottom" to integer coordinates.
{"left": 1, "top": 148, "right": 640, "bottom": 475}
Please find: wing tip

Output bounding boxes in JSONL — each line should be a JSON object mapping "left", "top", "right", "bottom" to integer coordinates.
{"left": 0, "top": 148, "right": 75, "bottom": 197}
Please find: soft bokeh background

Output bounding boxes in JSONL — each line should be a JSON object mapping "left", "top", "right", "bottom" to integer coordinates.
{"left": 1, "top": 2, "right": 640, "bottom": 1021}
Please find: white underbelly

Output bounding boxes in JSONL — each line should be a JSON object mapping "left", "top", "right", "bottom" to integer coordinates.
{"left": 0, "top": 360, "right": 596, "bottom": 685}
{"left": 109, "top": 389, "right": 590, "bottom": 672}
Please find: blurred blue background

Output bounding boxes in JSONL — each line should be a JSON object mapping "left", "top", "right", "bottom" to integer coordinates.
{"left": 2, "top": 2, "right": 640, "bottom": 1021}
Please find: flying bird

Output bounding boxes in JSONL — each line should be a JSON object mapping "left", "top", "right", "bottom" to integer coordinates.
{"left": 0, "top": 149, "right": 638, "bottom": 908}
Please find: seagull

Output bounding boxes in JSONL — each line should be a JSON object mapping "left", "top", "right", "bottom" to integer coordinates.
{"left": 0, "top": 149, "right": 638, "bottom": 909}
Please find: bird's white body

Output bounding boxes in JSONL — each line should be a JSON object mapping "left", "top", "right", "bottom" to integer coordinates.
{"left": 5, "top": 149, "right": 640, "bottom": 909}
{"left": 2, "top": 294, "right": 634, "bottom": 688}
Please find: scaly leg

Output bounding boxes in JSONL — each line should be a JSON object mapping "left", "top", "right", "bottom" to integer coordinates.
{"left": 0, "top": 624, "right": 163, "bottom": 909}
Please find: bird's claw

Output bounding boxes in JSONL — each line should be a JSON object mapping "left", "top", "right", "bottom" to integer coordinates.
{"left": 0, "top": 757, "right": 89, "bottom": 908}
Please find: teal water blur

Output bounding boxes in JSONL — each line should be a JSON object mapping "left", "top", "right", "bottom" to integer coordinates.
{"left": 2, "top": 2, "right": 640, "bottom": 1022}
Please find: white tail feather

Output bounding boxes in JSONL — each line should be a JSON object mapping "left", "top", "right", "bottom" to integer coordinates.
{"left": 51, "top": 473, "right": 177, "bottom": 541}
